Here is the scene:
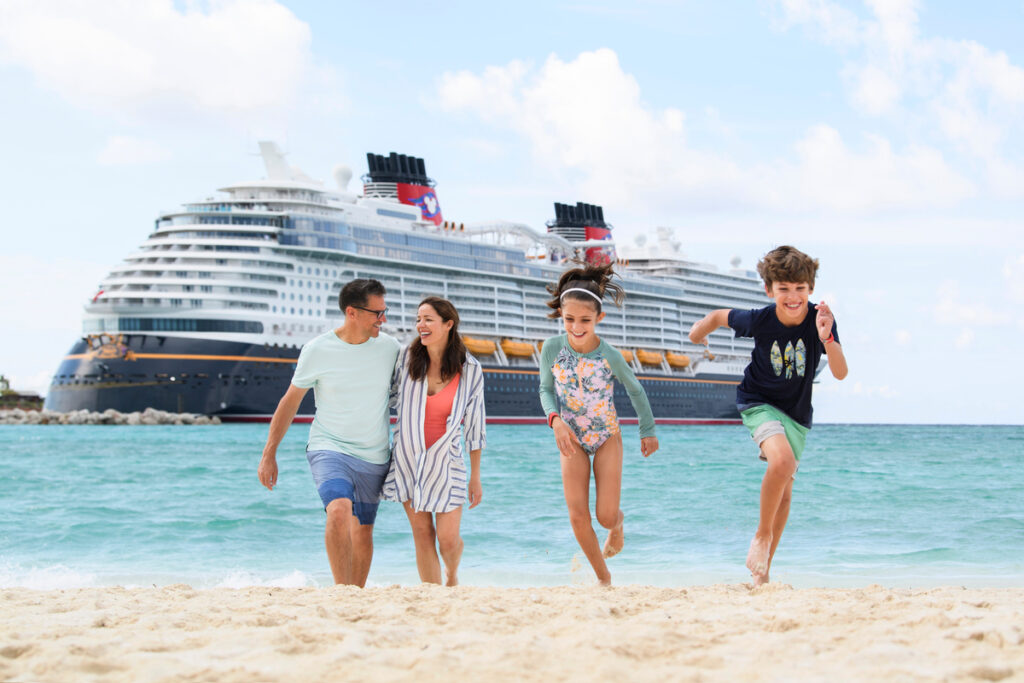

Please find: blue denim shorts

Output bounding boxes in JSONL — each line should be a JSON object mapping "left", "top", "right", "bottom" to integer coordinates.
{"left": 306, "top": 450, "right": 389, "bottom": 525}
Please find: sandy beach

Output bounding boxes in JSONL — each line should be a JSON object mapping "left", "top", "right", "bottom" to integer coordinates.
{"left": 2, "top": 583, "right": 1022, "bottom": 682}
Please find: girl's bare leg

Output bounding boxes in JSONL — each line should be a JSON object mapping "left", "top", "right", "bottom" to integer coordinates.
{"left": 435, "top": 507, "right": 464, "bottom": 586}
{"left": 561, "top": 450, "right": 611, "bottom": 585}
{"left": 592, "top": 433, "right": 625, "bottom": 558}
{"left": 403, "top": 501, "right": 442, "bottom": 584}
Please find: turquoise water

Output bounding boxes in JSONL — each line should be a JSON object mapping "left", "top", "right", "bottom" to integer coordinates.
{"left": 1, "top": 424, "right": 1022, "bottom": 589}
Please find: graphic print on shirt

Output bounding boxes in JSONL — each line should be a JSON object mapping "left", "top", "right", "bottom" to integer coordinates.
{"left": 771, "top": 339, "right": 807, "bottom": 379}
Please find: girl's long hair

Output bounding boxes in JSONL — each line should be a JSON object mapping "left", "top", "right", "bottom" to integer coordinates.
{"left": 407, "top": 296, "right": 467, "bottom": 382}
{"left": 545, "top": 260, "right": 624, "bottom": 319}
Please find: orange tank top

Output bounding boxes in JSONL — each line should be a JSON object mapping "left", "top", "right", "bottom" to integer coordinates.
{"left": 423, "top": 374, "right": 460, "bottom": 448}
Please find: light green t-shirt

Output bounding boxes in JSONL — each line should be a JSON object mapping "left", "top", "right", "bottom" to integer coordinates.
{"left": 291, "top": 330, "right": 401, "bottom": 464}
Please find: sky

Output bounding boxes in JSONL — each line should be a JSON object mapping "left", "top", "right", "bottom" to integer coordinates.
{"left": 0, "top": 0, "right": 1022, "bottom": 424}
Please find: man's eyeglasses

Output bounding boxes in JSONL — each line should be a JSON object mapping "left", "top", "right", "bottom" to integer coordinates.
{"left": 353, "top": 306, "right": 388, "bottom": 320}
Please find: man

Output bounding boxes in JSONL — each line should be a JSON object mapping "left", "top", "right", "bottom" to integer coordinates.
{"left": 258, "top": 278, "right": 400, "bottom": 586}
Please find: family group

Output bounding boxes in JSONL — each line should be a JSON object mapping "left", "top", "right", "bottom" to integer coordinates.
{"left": 257, "top": 245, "right": 848, "bottom": 587}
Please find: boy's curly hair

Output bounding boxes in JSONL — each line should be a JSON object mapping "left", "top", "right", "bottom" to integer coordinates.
{"left": 756, "top": 245, "right": 820, "bottom": 290}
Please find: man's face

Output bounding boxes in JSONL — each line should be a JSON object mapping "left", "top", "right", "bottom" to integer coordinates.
{"left": 350, "top": 293, "right": 388, "bottom": 338}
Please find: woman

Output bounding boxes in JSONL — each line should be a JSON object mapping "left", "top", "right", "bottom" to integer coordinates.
{"left": 383, "top": 296, "right": 485, "bottom": 586}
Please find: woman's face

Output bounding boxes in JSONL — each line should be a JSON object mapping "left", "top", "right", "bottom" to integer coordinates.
{"left": 416, "top": 303, "right": 454, "bottom": 350}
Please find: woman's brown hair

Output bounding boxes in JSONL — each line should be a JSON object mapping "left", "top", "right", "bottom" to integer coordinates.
{"left": 407, "top": 296, "right": 467, "bottom": 382}
{"left": 545, "top": 260, "right": 624, "bottom": 319}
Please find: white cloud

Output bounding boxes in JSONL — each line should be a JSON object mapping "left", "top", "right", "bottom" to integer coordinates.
{"left": 773, "top": 0, "right": 1024, "bottom": 194}
{"left": 953, "top": 328, "right": 974, "bottom": 349}
{"left": 97, "top": 135, "right": 172, "bottom": 166}
{"left": 0, "top": 0, "right": 313, "bottom": 118}
{"left": 438, "top": 49, "right": 972, "bottom": 215}
{"left": 933, "top": 280, "right": 1010, "bottom": 326}
{"left": 894, "top": 329, "right": 911, "bottom": 346}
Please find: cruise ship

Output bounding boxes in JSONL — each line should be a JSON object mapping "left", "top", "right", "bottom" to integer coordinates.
{"left": 45, "top": 143, "right": 769, "bottom": 424}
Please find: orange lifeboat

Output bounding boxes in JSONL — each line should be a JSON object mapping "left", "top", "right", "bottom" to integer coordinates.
{"left": 636, "top": 349, "right": 664, "bottom": 366}
{"left": 620, "top": 349, "right": 634, "bottom": 363}
{"left": 666, "top": 352, "right": 691, "bottom": 369}
{"left": 501, "top": 340, "right": 535, "bottom": 358}
{"left": 463, "top": 336, "right": 496, "bottom": 355}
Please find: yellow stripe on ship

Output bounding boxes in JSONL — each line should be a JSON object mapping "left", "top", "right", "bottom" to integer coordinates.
{"left": 64, "top": 353, "right": 298, "bottom": 363}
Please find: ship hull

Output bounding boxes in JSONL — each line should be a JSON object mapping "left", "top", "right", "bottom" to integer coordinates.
{"left": 45, "top": 336, "right": 740, "bottom": 424}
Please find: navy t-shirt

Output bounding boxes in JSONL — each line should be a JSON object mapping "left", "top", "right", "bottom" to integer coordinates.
{"left": 728, "top": 302, "right": 839, "bottom": 428}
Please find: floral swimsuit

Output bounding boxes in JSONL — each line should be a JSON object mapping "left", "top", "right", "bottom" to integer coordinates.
{"left": 538, "top": 335, "right": 656, "bottom": 455}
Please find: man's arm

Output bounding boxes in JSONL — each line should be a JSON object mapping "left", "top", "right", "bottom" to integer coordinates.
{"left": 688, "top": 309, "right": 731, "bottom": 347}
{"left": 258, "top": 384, "right": 309, "bottom": 490}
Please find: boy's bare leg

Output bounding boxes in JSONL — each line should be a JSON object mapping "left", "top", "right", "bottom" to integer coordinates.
{"left": 403, "top": 501, "right": 442, "bottom": 584}
{"left": 758, "top": 480, "right": 794, "bottom": 585}
{"left": 435, "top": 508, "right": 464, "bottom": 586}
{"left": 324, "top": 498, "right": 355, "bottom": 585}
{"left": 593, "top": 434, "right": 625, "bottom": 558}
{"left": 747, "top": 434, "right": 797, "bottom": 583}
{"left": 561, "top": 451, "right": 611, "bottom": 585}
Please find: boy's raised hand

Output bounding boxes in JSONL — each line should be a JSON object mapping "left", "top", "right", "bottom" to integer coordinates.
{"left": 815, "top": 301, "right": 836, "bottom": 341}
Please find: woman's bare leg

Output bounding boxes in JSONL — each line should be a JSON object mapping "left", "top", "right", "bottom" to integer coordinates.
{"left": 435, "top": 507, "right": 464, "bottom": 586}
{"left": 403, "top": 501, "right": 442, "bottom": 584}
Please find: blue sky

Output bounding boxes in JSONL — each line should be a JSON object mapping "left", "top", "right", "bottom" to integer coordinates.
{"left": 1, "top": 1, "right": 1022, "bottom": 423}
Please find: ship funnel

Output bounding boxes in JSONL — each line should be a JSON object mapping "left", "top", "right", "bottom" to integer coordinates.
{"left": 362, "top": 151, "right": 442, "bottom": 225}
{"left": 546, "top": 201, "right": 616, "bottom": 267}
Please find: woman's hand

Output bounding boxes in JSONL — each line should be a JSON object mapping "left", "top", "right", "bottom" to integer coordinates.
{"left": 552, "top": 417, "right": 584, "bottom": 458}
{"left": 468, "top": 473, "right": 482, "bottom": 509}
{"left": 640, "top": 436, "right": 659, "bottom": 458}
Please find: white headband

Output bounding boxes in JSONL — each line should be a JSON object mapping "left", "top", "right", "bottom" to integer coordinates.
{"left": 560, "top": 287, "right": 603, "bottom": 304}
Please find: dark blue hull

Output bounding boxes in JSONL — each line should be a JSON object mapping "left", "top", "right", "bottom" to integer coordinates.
{"left": 45, "top": 335, "right": 740, "bottom": 424}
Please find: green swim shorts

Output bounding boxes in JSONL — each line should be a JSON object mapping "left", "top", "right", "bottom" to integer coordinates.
{"left": 740, "top": 404, "right": 809, "bottom": 462}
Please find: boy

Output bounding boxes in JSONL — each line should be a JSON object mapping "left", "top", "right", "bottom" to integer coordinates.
{"left": 688, "top": 245, "right": 848, "bottom": 585}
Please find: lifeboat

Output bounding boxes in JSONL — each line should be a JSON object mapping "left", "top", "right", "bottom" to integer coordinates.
{"left": 620, "top": 349, "right": 634, "bottom": 363}
{"left": 636, "top": 349, "right": 664, "bottom": 366}
{"left": 537, "top": 340, "right": 545, "bottom": 353}
{"left": 666, "top": 352, "right": 691, "bottom": 369}
{"left": 501, "top": 340, "right": 535, "bottom": 358}
{"left": 463, "top": 336, "right": 496, "bottom": 355}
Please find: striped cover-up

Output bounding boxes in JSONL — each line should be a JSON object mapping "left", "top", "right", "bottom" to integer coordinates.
{"left": 382, "top": 348, "right": 486, "bottom": 513}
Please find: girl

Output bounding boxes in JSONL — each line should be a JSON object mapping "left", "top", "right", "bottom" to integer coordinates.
{"left": 539, "top": 262, "right": 659, "bottom": 586}
{"left": 383, "top": 297, "right": 485, "bottom": 586}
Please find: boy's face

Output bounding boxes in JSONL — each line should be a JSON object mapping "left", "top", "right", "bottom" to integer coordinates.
{"left": 766, "top": 281, "right": 812, "bottom": 326}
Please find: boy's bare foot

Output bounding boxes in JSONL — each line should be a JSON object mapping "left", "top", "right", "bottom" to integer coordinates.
{"left": 746, "top": 534, "right": 771, "bottom": 577}
{"left": 602, "top": 511, "right": 625, "bottom": 558}
{"left": 751, "top": 570, "right": 770, "bottom": 587}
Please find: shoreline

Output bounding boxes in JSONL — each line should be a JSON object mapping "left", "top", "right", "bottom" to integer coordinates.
{"left": 3, "top": 584, "right": 1022, "bottom": 681}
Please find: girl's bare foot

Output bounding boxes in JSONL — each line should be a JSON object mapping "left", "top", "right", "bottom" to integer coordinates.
{"left": 602, "top": 511, "right": 625, "bottom": 558}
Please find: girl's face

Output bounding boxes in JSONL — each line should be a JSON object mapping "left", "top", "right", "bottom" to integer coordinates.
{"left": 561, "top": 298, "right": 605, "bottom": 351}
{"left": 416, "top": 304, "right": 453, "bottom": 349}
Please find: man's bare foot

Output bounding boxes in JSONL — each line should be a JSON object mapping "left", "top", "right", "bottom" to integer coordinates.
{"left": 602, "top": 511, "right": 625, "bottom": 558}
{"left": 445, "top": 575, "right": 458, "bottom": 587}
{"left": 746, "top": 534, "right": 771, "bottom": 577}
